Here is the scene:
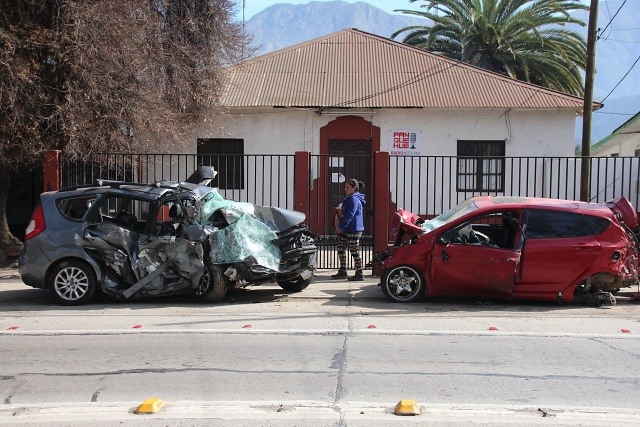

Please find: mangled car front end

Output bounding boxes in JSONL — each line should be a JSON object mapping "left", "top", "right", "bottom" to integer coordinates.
{"left": 379, "top": 196, "right": 640, "bottom": 307}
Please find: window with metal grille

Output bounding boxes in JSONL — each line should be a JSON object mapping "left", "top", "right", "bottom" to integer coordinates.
{"left": 456, "top": 140, "right": 505, "bottom": 192}
{"left": 197, "top": 138, "right": 244, "bottom": 190}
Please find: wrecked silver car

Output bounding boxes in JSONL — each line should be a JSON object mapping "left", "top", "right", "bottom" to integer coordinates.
{"left": 19, "top": 167, "right": 317, "bottom": 305}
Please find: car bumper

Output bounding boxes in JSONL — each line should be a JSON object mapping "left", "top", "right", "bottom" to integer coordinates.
{"left": 18, "top": 241, "right": 51, "bottom": 289}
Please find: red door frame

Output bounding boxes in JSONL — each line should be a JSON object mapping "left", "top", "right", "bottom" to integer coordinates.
{"left": 309, "top": 116, "right": 381, "bottom": 236}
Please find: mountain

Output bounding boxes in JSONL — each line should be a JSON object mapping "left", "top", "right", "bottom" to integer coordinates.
{"left": 240, "top": 0, "right": 640, "bottom": 145}
{"left": 243, "top": 1, "right": 423, "bottom": 55}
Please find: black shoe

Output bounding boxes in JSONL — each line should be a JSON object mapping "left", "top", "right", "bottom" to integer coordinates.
{"left": 348, "top": 270, "right": 364, "bottom": 281}
{"left": 331, "top": 268, "right": 347, "bottom": 279}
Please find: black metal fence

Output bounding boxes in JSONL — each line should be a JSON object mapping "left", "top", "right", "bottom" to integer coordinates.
{"left": 390, "top": 155, "right": 640, "bottom": 216}
{"left": 60, "top": 153, "right": 640, "bottom": 270}
{"left": 60, "top": 153, "right": 296, "bottom": 208}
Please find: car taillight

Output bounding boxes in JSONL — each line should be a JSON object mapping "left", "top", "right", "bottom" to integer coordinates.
{"left": 25, "top": 204, "right": 46, "bottom": 240}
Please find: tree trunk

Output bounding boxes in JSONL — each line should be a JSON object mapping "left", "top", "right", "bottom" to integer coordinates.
{"left": 0, "top": 169, "right": 24, "bottom": 261}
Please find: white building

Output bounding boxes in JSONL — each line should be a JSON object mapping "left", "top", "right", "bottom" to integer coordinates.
{"left": 591, "top": 112, "right": 640, "bottom": 157}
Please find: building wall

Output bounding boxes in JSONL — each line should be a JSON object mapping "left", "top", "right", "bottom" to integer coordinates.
{"left": 193, "top": 107, "right": 578, "bottom": 157}
{"left": 591, "top": 134, "right": 640, "bottom": 157}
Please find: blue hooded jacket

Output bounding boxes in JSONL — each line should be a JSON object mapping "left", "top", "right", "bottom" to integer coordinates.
{"left": 339, "top": 191, "right": 366, "bottom": 233}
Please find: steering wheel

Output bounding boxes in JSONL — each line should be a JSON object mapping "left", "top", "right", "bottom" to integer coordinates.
{"left": 454, "top": 226, "right": 477, "bottom": 244}
{"left": 475, "top": 231, "right": 499, "bottom": 248}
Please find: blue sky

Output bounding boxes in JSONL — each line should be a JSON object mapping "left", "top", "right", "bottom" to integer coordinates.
{"left": 238, "top": 0, "right": 411, "bottom": 19}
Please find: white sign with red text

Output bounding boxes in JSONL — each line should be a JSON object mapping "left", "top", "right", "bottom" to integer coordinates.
{"left": 388, "top": 130, "right": 422, "bottom": 156}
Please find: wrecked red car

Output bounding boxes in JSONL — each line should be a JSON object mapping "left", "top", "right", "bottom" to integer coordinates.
{"left": 379, "top": 196, "right": 640, "bottom": 306}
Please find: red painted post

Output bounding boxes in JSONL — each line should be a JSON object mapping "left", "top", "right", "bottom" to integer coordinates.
{"left": 43, "top": 150, "right": 61, "bottom": 192}
{"left": 294, "top": 151, "right": 311, "bottom": 221}
{"left": 373, "top": 151, "right": 390, "bottom": 276}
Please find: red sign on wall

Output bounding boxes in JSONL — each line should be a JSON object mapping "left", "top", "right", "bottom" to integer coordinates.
{"left": 389, "top": 130, "right": 422, "bottom": 155}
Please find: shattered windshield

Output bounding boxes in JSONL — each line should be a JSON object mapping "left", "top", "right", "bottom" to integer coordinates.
{"left": 200, "top": 190, "right": 281, "bottom": 271}
{"left": 422, "top": 198, "right": 479, "bottom": 232}
{"left": 200, "top": 189, "right": 234, "bottom": 220}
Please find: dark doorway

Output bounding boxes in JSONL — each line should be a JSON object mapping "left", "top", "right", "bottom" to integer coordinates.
{"left": 328, "top": 139, "right": 372, "bottom": 233}
{"left": 308, "top": 115, "right": 381, "bottom": 269}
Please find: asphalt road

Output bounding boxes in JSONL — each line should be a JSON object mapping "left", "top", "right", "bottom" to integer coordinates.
{"left": 1, "top": 269, "right": 640, "bottom": 426}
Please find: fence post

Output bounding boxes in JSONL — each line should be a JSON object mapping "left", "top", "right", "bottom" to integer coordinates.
{"left": 43, "top": 150, "right": 61, "bottom": 192}
{"left": 373, "top": 151, "right": 390, "bottom": 276}
{"left": 294, "top": 151, "right": 311, "bottom": 221}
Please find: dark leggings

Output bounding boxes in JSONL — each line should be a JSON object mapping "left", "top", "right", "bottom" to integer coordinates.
{"left": 337, "top": 232, "right": 363, "bottom": 270}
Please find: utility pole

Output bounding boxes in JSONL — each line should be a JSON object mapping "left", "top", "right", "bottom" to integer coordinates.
{"left": 580, "top": 0, "right": 599, "bottom": 202}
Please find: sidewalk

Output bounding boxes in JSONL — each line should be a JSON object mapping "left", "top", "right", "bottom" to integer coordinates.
{"left": 0, "top": 258, "right": 18, "bottom": 280}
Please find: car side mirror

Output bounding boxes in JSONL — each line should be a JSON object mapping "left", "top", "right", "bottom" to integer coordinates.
{"left": 438, "top": 236, "right": 450, "bottom": 245}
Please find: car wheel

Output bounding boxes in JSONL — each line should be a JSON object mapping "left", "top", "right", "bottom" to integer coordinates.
{"left": 48, "top": 260, "right": 97, "bottom": 306}
{"left": 200, "top": 264, "right": 228, "bottom": 302}
{"left": 194, "top": 264, "right": 211, "bottom": 296}
{"left": 381, "top": 265, "right": 425, "bottom": 303}
{"left": 277, "top": 276, "right": 312, "bottom": 292}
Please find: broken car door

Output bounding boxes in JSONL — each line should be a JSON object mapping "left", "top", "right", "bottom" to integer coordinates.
{"left": 429, "top": 213, "right": 521, "bottom": 299}
{"left": 517, "top": 209, "right": 603, "bottom": 297}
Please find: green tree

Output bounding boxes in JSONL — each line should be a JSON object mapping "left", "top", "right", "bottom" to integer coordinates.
{"left": 0, "top": 0, "right": 247, "bottom": 259}
{"left": 393, "top": 0, "right": 589, "bottom": 96}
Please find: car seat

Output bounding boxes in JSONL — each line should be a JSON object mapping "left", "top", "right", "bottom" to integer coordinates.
{"left": 169, "top": 204, "right": 183, "bottom": 220}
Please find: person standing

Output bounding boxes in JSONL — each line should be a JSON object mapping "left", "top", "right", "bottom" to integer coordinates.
{"left": 332, "top": 179, "right": 366, "bottom": 281}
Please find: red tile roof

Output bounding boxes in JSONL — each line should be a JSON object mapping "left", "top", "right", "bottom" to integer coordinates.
{"left": 221, "top": 29, "right": 586, "bottom": 111}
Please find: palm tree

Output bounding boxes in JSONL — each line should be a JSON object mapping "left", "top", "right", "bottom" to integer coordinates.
{"left": 393, "top": 0, "right": 589, "bottom": 96}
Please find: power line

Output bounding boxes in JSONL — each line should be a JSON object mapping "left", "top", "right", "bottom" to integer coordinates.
{"left": 329, "top": 60, "right": 461, "bottom": 109}
{"left": 600, "top": 51, "right": 640, "bottom": 103}
{"left": 604, "top": 27, "right": 640, "bottom": 31}
{"left": 597, "top": 0, "right": 627, "bottom": 41}
{"left": 594, "top": 111, "right": 635, "bottom": 116}
{"left": 599, "top": 38, "right": 640, "bottom": 44}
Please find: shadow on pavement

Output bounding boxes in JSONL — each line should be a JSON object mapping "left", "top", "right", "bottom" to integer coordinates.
{"left": 1, "top": 269, "right": 638, "bottom": 314}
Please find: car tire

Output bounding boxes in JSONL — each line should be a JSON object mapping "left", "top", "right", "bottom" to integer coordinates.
{"left": 381, "top": 265, "right": 425, "bottom": 303}
{"left": 200, "top": 264, "right": 228, "bottom": 302}
{"left": 48, "top": 260, "right": 98, "bottom": 306}
{"left": 194, "top": 263, "right": 212, "bottom": 296}
{"left": 277, "top": 276, "right": 312, "bottom": 292}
